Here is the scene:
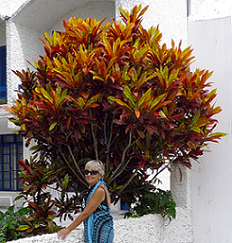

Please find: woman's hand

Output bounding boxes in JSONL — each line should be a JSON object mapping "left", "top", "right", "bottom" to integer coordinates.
{"left": 57, "top": 228, "right": 70, "bottom": 240}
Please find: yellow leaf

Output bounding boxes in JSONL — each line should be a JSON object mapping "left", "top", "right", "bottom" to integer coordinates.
{"left": 124, "top": 85, "right": 135, "bottom": 106}
{"left": 40, "top": 87, "right": 53, "bottom": 103}
{"left": 78, "top": 97, "right": 85, "bottom": 108}
{"left": 109, "top": 97, "right": 133, "bottom": 112}
{"left": 21, "top": 124, "right": 26, "bottom": 131}
{"left": 137, "top": 130, "right": 145, "bottom": 138}
{"left": 187, "top": 141, "right": 196, "bottom": 150}
{"left": 195, "top": 119, "right": 209, "bottom": 128}
{"left": 138, "top": 88, "right": 152, "bottom": 109}
{"left": 136, "top": 139, "right": 143, "bottom": 149}
{"left": 159, "top": 110, "right": 167, "bottom": 118}
{"left": 150, "top": 93, "right": 166, "bottom": 111}
{"left": 190, "top": 127, "right": 201, "bottom": 133}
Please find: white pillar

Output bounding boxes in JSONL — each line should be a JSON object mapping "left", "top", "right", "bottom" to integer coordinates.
{"left": 188, "top": 16, "right": 232, "bottom": 243}
{"left": 171, "top": 164, "right": 192, "bottom": 208}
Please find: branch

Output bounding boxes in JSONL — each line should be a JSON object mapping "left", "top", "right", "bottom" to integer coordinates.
{"left": 118, "top": 168, "right": 138, "bottom": 194}
{"left": 90, "top": 110, "right": 99, "bottom": 160}
{"left": 58, "top": 149, "right": 88, "bottom": 187}
{"left": 105, "top": 113, "right": 115, "bottom": 171}
{"left": 147, "top": 159, "right": 171, "bottom": 184}
{"left": 59, "top": 126, "right": 88, "bottom": 186}
{"left": 66, "top": 144, "right": 86, "bottom": 182}
{"left": 104, "top": 113, "right": 109, "bottom": 170}
{"left": 108, "top": 131, "right": 133, "bottom": 184}
{"left": 34, "top": 132, "right": 88, "bottom": 187}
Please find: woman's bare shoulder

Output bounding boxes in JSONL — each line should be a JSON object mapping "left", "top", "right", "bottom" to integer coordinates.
{"left": 95, "top": 186, "right": 105, "bottom": 195}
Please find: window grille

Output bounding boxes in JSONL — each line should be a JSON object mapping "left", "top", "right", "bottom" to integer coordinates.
{"left": 0, "top": 134, "right": 23, "bottom": 191}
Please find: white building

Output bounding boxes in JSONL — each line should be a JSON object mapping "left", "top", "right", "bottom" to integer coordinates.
{"left": 0, "top": 0, "right": 232, "bottom": 242}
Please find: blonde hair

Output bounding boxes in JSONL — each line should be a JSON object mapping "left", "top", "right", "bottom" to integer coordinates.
{"left": 85, "top": 160, "right": 105, "bottom": 177}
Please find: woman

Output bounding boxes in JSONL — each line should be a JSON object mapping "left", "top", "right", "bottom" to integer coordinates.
{"left": 58, "top": 160, "right": 114, "bottom": 243}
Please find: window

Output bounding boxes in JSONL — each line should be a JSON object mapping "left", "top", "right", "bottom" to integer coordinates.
{"left": 0, "top": 45, "right": 6, "bottom": 103}
{"left": 0, "top": 134, "right": 23, "bottom": 191}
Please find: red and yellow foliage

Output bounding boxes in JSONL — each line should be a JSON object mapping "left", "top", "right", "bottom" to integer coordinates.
{"left": 4, "top": 5, "right": 225, "bottom": 218}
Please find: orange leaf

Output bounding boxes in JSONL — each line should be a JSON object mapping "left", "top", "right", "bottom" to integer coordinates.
{"left": 26, "top": 229, "right": 34, "bottom": 233}
{"left": 67, "top": 117, "right": 72, "bottom": 129}
{"left": 135, "top": 110, "right": 140, "bottom": 118}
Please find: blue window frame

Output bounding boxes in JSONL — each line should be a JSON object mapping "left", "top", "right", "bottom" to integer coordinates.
{"left": 0, "top": 134, "right": 23, "bottom": 191}
{"left": 0, "top": 45, "right": 6, "bottom": 100}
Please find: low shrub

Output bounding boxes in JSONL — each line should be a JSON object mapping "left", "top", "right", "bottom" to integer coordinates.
{"left": 0, "top": 206, "right": 29, "bottom": 242}
{"left": 125, "top": 188, "right": 176, "bottom": 220}
{"left": 0, "top": 205, "right": 63, "bottom": 243}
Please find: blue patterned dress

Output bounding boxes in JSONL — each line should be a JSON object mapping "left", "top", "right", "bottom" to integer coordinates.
{"left": 84, "top": 179, "right": 114, "bottom": 243}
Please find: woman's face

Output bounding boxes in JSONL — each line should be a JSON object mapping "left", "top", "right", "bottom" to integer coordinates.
{"left": 85, "top": 166, "right": 102, "bottom": 187}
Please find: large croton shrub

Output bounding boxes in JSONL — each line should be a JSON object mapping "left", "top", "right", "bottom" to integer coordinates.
{"left": 4, "top": 4, "right": 225, "bottom": 231}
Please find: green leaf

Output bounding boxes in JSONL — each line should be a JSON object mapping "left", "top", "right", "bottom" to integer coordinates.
{"left": 29, "top": 144, "right": 42, "bottom": 151}
{"left": 47, "top": 214, "right": 56, "bottom": 220}
{"left": 93, "top": 75, "right": 105, "bottom": 82}
{"left": 121, "top": 66, "right": 131, "bottom": 81}
{"left": 58, "top": 89, "right": 68, "bottom": 107}
{"left": 42, "top": 171, "right": 52, "bottom": 181}
{"left": 189, "top": 110, "right": 200, "bottom": 127}
{"left": 63, "top": 174, "right": 69, "bottom": 188}
{"left": 150, "top": 93, "right": 166, "bottom": 111}
{"left": 14, "top": 195, "right": 24, "bottom": 201}
{"left": 39, "top": 87, "right": 53, "bottom": 103}
{"left": 204, "top": 88, "right": 217, "bottom": 103}
{"left": 18, "top": 172, "right": 27, "bottom": 178}
{"left": 209, "top": 132, "right": 227, "bottom": 137}
{"left": 123, "top": 85, "right": 135, "bottom": 106}
{"left": 190, "top": 127, "right": 201, "bottom": 133}
{"left": 138, "top": 72, "right": 156, "bottom": 88}
{"left": 85, "top": 94, "right": 101, "bottom": 107}
{"left": 49, "top": 122, "right": 57, "bottom": 131}
{"left": 8, "top": 119, "right": 21, "bottom": 124}
{"left": 118, "top": 7, "right": 129, "bottom": 18}
{"left": 55, "top": 85, "right": 62, "bottom": 107}
{"left": 138, "top": 88, "right": 152, "bottom": 108}
{"left": 35, "top": 223, "right": 40, "bottom": 229}
{"left": 17, "top": 225, "right": 30, "bottom": 231}
{"left": 109, "top": 97, "right": 133, "bottom": 111}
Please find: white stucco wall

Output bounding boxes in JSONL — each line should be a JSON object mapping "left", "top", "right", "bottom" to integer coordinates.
{"left": 190, "top": 0, "right": 232, "bottom": 20}
{"left": 0, "top": 0, "right": 26, "bottom": 18}
{"left": 188, "top": 2, "right": 232, "bottom": 243}
{"left": 6, "top": 20, "right": 43, "bottom": 102}
{"left": 188, "top": 16, "right": 232, "bottom": 243}
{"left": 116, "top": 0, "right": 188, "bottom": 48}
{"left": 50, "top": 1, "right": 115, "bottom": 34}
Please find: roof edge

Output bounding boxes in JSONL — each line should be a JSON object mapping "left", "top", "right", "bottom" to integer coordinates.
{"left": 8, "top": 0, "right": 34, "bottom": 20}
{"left": 0, "top": 14, "right": 10, "bottom": 21}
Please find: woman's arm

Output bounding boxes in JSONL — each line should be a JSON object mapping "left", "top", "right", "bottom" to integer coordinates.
{"left": 57, "top": 187, "right": 105, "bottom": 240}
